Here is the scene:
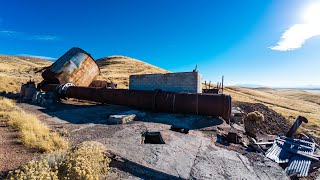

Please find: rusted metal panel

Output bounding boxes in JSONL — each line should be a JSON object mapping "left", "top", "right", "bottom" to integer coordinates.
{"left": 202, "top": 89, "right": 219, "bottom": 94}
{"left": 40, "top": 84, "right": 232, "bottom": 120}
{"left": 42, "top": 47, "right": 100, "bottom": 86}
{"left": 89, "top": 80, "right": 117, "bottom": 89}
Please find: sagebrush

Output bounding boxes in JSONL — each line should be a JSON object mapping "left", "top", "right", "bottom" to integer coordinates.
{"left": 7, "top": 141, "right": 111, "bottom": 180}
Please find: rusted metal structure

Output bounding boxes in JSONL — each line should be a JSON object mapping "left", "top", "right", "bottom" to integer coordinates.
{"left": 40, "top": 83, "right": 232, "bottom": 120}
{"left": 286, "top": 116, "right": 308, "bottom": 138}
{"left": 202, "top": 89, "right": 219, "bottom": 94}
{"left": 89, "top": 80, "right": 117, "bottom": 89}
{"left": 42, "top": 47, "right": 100, "bottom": 86}
{"left": 19, "top": 80, "right": 36, "bottom": 101}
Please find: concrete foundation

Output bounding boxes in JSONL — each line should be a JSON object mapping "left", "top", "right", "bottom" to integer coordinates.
{"left": 129, "top": 72, "right": 202, "bottom": 93}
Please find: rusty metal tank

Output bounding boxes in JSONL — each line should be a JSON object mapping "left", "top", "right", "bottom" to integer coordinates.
{"left": 42, "top": 47, "right": 100, "bottom": 86}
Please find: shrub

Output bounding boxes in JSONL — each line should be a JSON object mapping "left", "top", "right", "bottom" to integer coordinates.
{"left": 7, "top": 141, "right": 111, "bottom": 180}
{"left": 245, "top": 111, "right": 264, "bottom": 123}
{"left": 58, "top": 141, "right": 111, "bottom": 180}
{"left": 7, "top": 160, "right": 59, "bottom": 180}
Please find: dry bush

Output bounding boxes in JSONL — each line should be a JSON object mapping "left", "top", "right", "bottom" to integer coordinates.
{"left": 245, "top": 111, "right": 264, "bottom": 123}
{"left": 58, "top": 141, "right": 111, "bottom": 180}
{"left": 244, "top": 111, "right": 264, "bottom": 138}
{"left": 0, "top": 98, "right": 68, "bottom": 152}
{"left": 7, "top": 141, "right": 111, "bottom": 180}
{"left": 7, "top": 160, "right": 59, "bottom": 180}
{"left": 0, "top": 97, "right": 17, "bottom": 111}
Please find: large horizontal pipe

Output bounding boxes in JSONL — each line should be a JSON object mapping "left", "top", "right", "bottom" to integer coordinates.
{"left": 40, "top": 84, "right": 232, "bottom": 120}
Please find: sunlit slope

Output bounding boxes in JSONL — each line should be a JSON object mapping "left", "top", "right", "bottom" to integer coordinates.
{"left": 225, "top": 86, "right": 320, "bottom": 138}
{"left": 96, "top": 55, "right": 170, "bottom": 88}
{"left": 0, "top": 55, "right": 52, "bottom": 92}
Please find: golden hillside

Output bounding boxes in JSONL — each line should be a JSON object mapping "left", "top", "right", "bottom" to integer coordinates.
{"left": 0, "top": 55, "right": 169, "bottom": 91}
{"left": 96, "top": 55, "right": 170, "bottom": 88}
{"left": 1, "top": 54, "right": 319, "bottom": 138}
{"left": 0, "top": 55, "right": 52, "bottom": 92}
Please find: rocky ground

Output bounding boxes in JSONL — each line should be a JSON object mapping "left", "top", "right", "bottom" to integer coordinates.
{"left": 5, "top": 99, "right": 292, "bottom": 179}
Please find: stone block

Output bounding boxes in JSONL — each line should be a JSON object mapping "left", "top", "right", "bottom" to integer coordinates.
{"left": 108, "top": 114, "right": 136, "bottom": 124}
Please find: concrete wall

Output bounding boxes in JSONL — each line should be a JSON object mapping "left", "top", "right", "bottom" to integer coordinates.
{"left": 129, "top": 72, "right": 202, "bottom": 93}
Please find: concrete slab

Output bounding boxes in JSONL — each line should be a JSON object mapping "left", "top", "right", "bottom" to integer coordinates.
{"left": 18, "top": 101, "right": 289, "bottom": 179}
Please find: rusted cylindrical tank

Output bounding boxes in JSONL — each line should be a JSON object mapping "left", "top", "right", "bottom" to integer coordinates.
{"left": 42, "top": 47, "right": 100, "bottom": 86}
{"left": 40, "top": 84, "right": 232, "bottom": 120}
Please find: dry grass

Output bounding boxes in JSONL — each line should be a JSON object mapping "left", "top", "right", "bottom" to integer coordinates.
{"left": 0, "top": 98, "right": 68, "bottom": 152}
{"left": 7, "top": 141, "right": 111, "bottom": 180}
{"left": 96, "top": 55, "right": 170, "bottom": 88}
{"left": 0, "top": 55, "right": 51, "bottom": 92}
{"left": 225, "top": 86, "right": 320, "bottom": 138}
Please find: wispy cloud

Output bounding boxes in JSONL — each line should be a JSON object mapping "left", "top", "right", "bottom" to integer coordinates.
{"left": 270, "top": 24, "right": 320, "bottom": 51}
{"left": 270, "top": 2, "right": 320, "bottom": 51}
{"left": 0, "top": 30, "right": 61, "bottom": 41}
{"left": 31, "top": 35, "right": 61, "bottom": 41}
{"left": 17, "top": 54, "right": 57, "bottom": 61}
{"left": 0, "top": 30, "right": 20, "bottom": 36}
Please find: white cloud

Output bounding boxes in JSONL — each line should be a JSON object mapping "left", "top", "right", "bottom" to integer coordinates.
{"left": 0, "top": 30, "right": 20, "bottom": 36}
{"left": 31, "top": 35, "right": 61, "bottom": 41}
{"left": 0, "top": 30, "right": 61, "bottom": 41}
{"left": 271, "top": 1, "right": 320, "bottom": 51}
{"left": 18, "top": 54, "right": 56, "bottom": 61}
{"left": 270, "top": 24, "right": 320, "bottom": 51}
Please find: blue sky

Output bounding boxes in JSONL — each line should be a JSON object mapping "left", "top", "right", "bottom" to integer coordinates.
{"left": 0, "top": 0, "right": 319, "bottom": 87}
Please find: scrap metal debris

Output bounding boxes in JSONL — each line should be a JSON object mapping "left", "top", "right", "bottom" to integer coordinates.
{"left": 252, "top": 116, "right": 320, "bottom": 177}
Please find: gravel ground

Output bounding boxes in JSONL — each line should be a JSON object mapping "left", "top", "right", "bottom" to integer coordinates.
{"left": 0, "top": 120, "right": 39, "bottom": 178}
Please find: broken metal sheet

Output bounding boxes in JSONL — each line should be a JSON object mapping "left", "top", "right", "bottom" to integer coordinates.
{"left": 285, "top": 140, "right": 316, "bottom": 177}
{"left": 265, "top": 139, "right": 292, "bottom": 163}
{"left": 266, "top": 136, "right": 317, "bottom": 177}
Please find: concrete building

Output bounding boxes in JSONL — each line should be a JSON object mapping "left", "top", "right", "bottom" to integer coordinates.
{"left": 129, "top": 72, "right": 202, "bottom": 93}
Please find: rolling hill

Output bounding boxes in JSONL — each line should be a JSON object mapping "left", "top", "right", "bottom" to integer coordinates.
{"left": 96, "top": 55, "right": 170, "bottom": 88}
{"left": 0, "top": 55, "right": 52, "bottom": 92}
{"left": 0, "top": 54, "right": 319, "bottom": 138}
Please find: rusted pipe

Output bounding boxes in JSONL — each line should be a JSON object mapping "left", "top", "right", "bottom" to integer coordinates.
{"left": 286, "top": 116, "right": 308, "bottom": 138}
{"left": 40, "top": 84, "right": 232, "bottom": 120}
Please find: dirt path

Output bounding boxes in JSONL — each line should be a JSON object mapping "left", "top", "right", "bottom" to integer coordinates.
{"left": 0, "top": 120, "right": 38, "bottom": 178}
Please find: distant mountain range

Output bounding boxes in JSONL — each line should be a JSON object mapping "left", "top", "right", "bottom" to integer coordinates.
{"left": 234, "top": 84, "right": 320, "bottom": 90}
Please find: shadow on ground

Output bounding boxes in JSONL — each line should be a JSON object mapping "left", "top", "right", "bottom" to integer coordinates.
{"left": 12, "top": 97, "right": 223, "bottom": 130}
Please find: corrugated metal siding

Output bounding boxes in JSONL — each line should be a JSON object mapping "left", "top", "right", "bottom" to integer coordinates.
{"left": 266, "top": 139, "right": 292, "bottom": 163}
{"left": 266, "top": 136, "right": 316, "bottom": 177}
{"left": 284, "top": 139, "right": 315, "bottom": 177}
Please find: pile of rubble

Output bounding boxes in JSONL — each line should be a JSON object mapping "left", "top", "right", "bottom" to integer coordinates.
{"left": 226, "top": 105, "right": 320, "bottom": 178}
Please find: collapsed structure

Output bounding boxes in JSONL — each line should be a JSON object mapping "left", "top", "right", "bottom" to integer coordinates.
{"left": 36, "top": 47, "right": 232, "bottom": 121}
{"left": 17, "top": 47, "right": 320, "bottom": 178}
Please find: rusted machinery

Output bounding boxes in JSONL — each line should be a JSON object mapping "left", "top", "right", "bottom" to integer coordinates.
{"left": 40, "top": 83, "right": 232, "bottom": 120}
{"left": 41, "top": 47, "right": 100, "bottom": 86}
{"left": 89, "top": 80, "right": 117, "bottom": 89}
{"left": 37, "top": 47, "right": 232, "bottom": 121}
